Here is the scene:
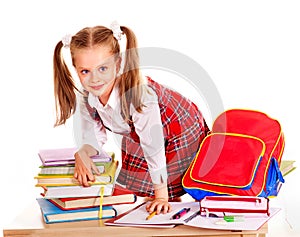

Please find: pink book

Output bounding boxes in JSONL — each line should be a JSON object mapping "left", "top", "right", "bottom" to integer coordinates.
{"left": 38, "top": 148, "right": 112, "bottom": 166}
{"left": 199, "top": 196, "right": 270, "bottom": 216}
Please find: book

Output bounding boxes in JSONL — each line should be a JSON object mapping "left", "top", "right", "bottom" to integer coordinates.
{"left": 42, "top": 183, "right": 115, "bottom": 198}
{"left": 36, "top": 198, "right": 117, "bottom": 223}
{"left": 38, "top": 162, "right": 108, "bottom": 176}
{"left": 38, "top": 147, "right": 114, "bottom": 166}
{"left": 199, "top": 196, "right": 269, "bottom": 215}
{"left": 35, "top": 175, "right": 111, "bottom": 185}
{"left": 280, "top": 160, "right": 296, "bottom": 176}
{"left": 48, "top": 184, "right": 137, "bottom": 210}
{"left": 35, "top": 160, "right": 118, "bottom": 186}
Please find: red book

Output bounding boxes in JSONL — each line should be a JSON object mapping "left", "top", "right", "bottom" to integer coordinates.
{"left": 47, "top": 184, "right": 137, "bottom": 210}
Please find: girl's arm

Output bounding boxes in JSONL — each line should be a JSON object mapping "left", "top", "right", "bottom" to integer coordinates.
{"left": 132, "top": 90, "right": 171, "bottom": 214}
{"left": 73, "top": 94, "right": 107, "bottom": 186}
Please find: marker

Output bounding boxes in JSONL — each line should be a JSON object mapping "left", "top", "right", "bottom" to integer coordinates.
{"left": 171, "top": 208, "right": 191, "bottom": 220}
{"left": 184, "top": 210, "right": 200, "bottom": 223}
{"left": 224, "top": 215, "right": 245, "bottom": 222}
{"left": 146, "top": 211, "right": 157, "bottom": 220}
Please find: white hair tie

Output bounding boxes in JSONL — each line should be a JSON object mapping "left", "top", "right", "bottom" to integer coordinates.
{"left": 110, "top": 21, "right": 123, "bottom": 41}
{"left": 62, "top": 34, "right": 72, "bottom": 48}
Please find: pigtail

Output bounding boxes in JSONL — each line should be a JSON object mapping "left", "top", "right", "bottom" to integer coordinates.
{"left": 119, "top": 26, "right": 144, "bottom": 121}
{"left": 53, "top": 41, "right": 79, "bottom": 126}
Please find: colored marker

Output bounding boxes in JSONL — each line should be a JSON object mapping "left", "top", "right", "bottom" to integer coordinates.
{"left": 171, "top": 208, "right": 191, "bottom": 220}
{"left": 224, "top": 215, "right": 245, "bottom": 222}
{"left": 146, "top": 211, "right": 157, "bottom": 220}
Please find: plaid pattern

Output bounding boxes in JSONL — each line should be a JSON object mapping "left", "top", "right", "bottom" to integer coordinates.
{"left": 116, "top": 77, "right": 210, "bottom": 199}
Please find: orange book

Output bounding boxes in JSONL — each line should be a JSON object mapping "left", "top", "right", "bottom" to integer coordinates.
{"left": 47, "top": 184, "right": 137, "bottom": 210}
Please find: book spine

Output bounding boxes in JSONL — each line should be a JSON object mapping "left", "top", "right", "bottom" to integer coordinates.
{"left": 205, "top": 196, "right": 263, "bottom": 203}
{"left": 200, "top": 207, "right": 269, "bottom": 215}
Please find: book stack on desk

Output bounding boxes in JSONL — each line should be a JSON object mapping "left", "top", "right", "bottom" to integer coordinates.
{"left": 34, "top": 147, "right": 137, "bottom": 224}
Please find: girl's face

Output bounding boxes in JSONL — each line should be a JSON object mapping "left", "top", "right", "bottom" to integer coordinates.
{"left": 74, "top": 45, "right": 120, "bottom": 98}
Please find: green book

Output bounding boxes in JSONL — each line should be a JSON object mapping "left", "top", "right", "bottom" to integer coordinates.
{"left": 38, "top": 162, "right": 111, "bottom": 176}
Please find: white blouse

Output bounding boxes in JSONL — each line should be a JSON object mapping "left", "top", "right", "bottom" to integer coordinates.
{"left": 78, "top": 82, "right": 168, "bottom": 185}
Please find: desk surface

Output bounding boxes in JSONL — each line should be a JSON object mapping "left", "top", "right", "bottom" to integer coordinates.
{"left": 3, "top": 201, "right": 267, "bottom": 237}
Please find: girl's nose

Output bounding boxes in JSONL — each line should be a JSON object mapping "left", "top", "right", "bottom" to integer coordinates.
{"left": 89, "top": 70, "right": 101, "bottom": 83}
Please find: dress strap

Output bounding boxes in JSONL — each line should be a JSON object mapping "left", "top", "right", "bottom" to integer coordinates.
{"left": 83, "top": 90, "right": 112, "bottom": 132}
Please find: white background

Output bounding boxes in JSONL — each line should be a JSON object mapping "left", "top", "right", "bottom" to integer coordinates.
{"left": 1, "top": 0, "right": 299, "bottom": 236}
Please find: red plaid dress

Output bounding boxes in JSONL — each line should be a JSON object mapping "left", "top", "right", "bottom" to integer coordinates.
{"left": 116, "top": 77, "right": 210, "bottom": 199}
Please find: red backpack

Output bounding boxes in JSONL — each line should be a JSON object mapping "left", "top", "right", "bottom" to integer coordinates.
{"left": 182, "top": 109, "right": 285, "bottom": 200}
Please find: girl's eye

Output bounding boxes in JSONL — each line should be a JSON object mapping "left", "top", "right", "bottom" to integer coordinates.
{"left": 81, "top": 69, "right": 89, "bottom": 75}
{"left": 98, "top": 66, "right": 107, "bottom": 72}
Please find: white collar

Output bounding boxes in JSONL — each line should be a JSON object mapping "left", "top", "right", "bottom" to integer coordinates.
{"left": 87, "top": 86, "right": 119, "bottom": 109}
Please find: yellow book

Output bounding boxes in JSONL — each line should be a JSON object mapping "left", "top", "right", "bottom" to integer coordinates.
{"left": 280, "top": 160, "right": 296, "bottom": 176}
{"left": 35, "top": 160, "right": 118, "bottom": 187}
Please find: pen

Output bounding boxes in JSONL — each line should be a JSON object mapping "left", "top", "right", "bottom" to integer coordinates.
{"left": 184, "top": 210, "right": 200, "bottom": 223}
{"left": 146, "top": 211, "right": 157, "bottom": 220}
{"left": 171, "top": 208, "right": 191, "bottom": 220}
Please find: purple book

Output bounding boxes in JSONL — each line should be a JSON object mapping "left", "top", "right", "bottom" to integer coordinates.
{"left": 38, "top": 148, "right": 112, "bottom": 166}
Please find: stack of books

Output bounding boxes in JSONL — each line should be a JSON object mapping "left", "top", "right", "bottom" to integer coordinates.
{"left": 35, "top": 147, "right": 137, "bottom": 224}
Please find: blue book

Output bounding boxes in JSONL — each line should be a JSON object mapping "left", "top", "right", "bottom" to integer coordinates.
{"left": 36, "top": 198, "right": 117, "bottom": 224}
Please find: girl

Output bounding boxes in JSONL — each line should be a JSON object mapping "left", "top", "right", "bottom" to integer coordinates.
{"left": 53, "top": 22, "right": 210, "bottom": 214}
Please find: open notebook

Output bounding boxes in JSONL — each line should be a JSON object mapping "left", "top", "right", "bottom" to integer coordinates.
{"left": 105, "top": 201, "right": 280, "bottom": 230}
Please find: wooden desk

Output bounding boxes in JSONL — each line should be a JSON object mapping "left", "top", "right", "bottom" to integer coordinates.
{"left": 3, "top": 201, "right": 268, "bottom": 237}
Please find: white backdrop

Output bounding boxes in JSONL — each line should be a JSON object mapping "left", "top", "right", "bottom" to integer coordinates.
{"left": 1, "top": 0, "right": 299, "bottom": 236}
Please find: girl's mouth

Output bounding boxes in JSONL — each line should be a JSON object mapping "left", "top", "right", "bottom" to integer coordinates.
{"left": 90, "top": 84, "right": 104, "bottom": 90}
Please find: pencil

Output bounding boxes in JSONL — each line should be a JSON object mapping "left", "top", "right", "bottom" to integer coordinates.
{"left": 146, "top": 211, "right": 157, "bottom": 220}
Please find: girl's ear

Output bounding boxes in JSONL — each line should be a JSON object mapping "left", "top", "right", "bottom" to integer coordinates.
{"left": 116, "top": 56, "right": 122, "bottom": 74}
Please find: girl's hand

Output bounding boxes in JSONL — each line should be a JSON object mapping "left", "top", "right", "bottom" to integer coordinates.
{"left": 73, "top": 149, "right": 101, "bottom": 187}
{"left": 146, "top": 183, "right": 171, "bottom": 214}
{"left": 146, "top": 198, "right": 172, "bottom": 214}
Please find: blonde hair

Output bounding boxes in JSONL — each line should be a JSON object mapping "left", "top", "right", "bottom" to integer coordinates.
{"left": 53, "top": 25, "right": 143, "bottom": 126}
